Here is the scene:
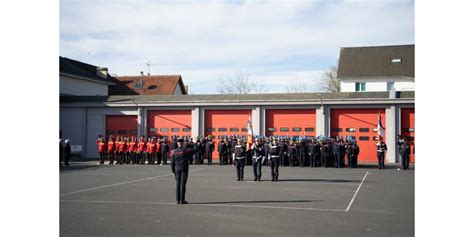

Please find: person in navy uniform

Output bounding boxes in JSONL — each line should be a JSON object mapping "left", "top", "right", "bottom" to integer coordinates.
{"left": 400, "top": 137, "right": 411, "bottom": 170}
{"left": 171, "top": 138, "right": 193, "bottom": 205}
{"left": 64, "top": 139, "right": 71, "bottom": 167}
{"left": 252, "top": 139, "right": 264, "bottom": 181}
{"left": 270, "top": 140, "right": 281, "bottom": 181}
{"left": 234, "top": 140, "right": 246, "bottom": 181}
{"left": 218, "top": 138, "right": 227, "bottom": 166}
{"left": 376, "top": 140, "right": 388, "bottom": 169}
{"left": 205, "top": 137, "right": 215, "bottom": 165}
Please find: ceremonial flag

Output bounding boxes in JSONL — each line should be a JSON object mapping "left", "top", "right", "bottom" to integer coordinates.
{"left": 247, "top": 114, "right": 254, "bottom": 147}
{"left": 377, "top": 112, "right": 384, "bottom": 142}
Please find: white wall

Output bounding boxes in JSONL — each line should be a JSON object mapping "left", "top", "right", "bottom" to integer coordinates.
{"left": 60, "top": 75, "right": 109, "bottom": 96}
{"left": 340, "top": 77, "right": 415, "bottom": 92}
{"left": 60, "top": 108, "right": 86, "bottom": 157}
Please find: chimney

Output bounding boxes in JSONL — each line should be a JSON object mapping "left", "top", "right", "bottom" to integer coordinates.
{"left": 147, "top": 72, "right": 150, "bottom": 76}
{"left": 140, "top": 71, "right": 144, "bottom": 76}
{"left": 96, "top": 67, "right": 109, "bottom": 79}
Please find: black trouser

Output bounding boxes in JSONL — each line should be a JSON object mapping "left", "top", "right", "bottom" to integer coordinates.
{"left": 252, "top": 158, "right": 262, "bottom": 181}
{"left": 235, "top": 158, "right": 245, "bottom": 180}
{"left": 315, "top": 153, "right": 321, "bottom": 167}
{"left": 156, "top": 152, "right": 162, "bottom": 165}
{"left": 99, "top": 152, "right": 106, "bottom": 164}
{"left": 377, "top": 152, "right": 385, "bottom": 169}
{"left": 118, "top": 151, "right": 125, "bottom": 164}
{"left": 207, "top": 151, "right": 213, "bottom": 165}
{"left": 140, "top": 152, "right": 146, "bottom": 165}
{"left": 264, "top": 153, "right": 269, "bottom": 166}
{"left": 348, "top": 154, "right": 355, "bottom": 168}
{"left": 339, "top": 154, "right": 345, "bottom": 168}
{"left": 309, "top": 153, "right": 316, "bottom": 167}
{"left": 219, "top": 152, "right": 225, "bottom": 165}
{"left": 402, "top": 155, "right": 410, "bottom": 170}
{"left": 289, "top": 154, "right": 295, "bottom": 166}
{"left": 193, "top": 152, "right": 199, "bottom": 165}
{"left": 64, "top": 154, "right": 70, "bottom": 166}
{"left": 299, "top": 152, "right": 306, "bottom": 167}
{"left": 322, "top": 154, "right": 328, "bottom": 167}
{"left": 270, "top": 157, "right": 280, "bottom": 181}
{"left": 227, "top": 152, "right": 232, "bottom": 165}
{"left": 334, "top": 153, "right": 340, "bottom": 168}
{"left": 108, "top": 151, "right": 115, "bottom": 164}
{"left": 175, "top": 170, "right": 188, "bottom": 203}
{"left": 162, "top": 152, "right": 169, "bottom": 165}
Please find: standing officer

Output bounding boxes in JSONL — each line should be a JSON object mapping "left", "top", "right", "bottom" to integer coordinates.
{"left": 337, "top": 139, "right": 346, "bottom": 168}
{"left": 252, "top": 139, "right": 264, "bottom": 181}
{"left": 400, "top": 137, "right": 411, "bottom": 170}
{"left": 205, "top": 137, "right": 214, "bottom": 165}
{"left": 171, "top": 138, "right": 193, "bottom": 205}
{"left": 218, "top": 138, "right": 227, "bottom": 166}
{"left": 161, "top": 139, "right": 170, "bottom": 165}
{"left": 270, "top": 140, "right": 281, "bottom": 181}
{"left": 193, "top": 139, "right": 201, "bottom": 165}
{"left": 314, "top": 140, "right": 322, "bottom": 167}
{"left": 309, "top": 139, "right": 316, "bottom": 168}
{"left": 288, "top": 141, "right": 297, "bottom": 167}
{"left": 346, "top": 141, "right": 354, "bottom": 168}
{"left": 96, "top": 136, "right": 107, "bottom": 165}
{"left": 137, "top": 136, "right": 147, "bottom": 165}
{"left": 234, "top": 140, "right": 246, "bottom": 181}
{"left": 321, "top": 140, "right": 330, "bottom": 168}
{"left": 280, "top": 139, "right": 288, "bottom": 167}
{"left": 107, "top": 136, "right": 116, "bottom": 165}
{"left": 376, "top": 140, "right": 388, "bottom": 169}
{"left": 353, "top": 141, "right": 360, "bottom": 167}
{"left": 128, "top": 137, "right": 137, "bottom": 164}
{"left": 64, "top": 139, "right": 71, "bottom": 167}
{"left": 299, "top": 140, "right": 308, "bottom": 168}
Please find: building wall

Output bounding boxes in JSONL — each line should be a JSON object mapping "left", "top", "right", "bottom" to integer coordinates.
{"left": 340, "top": 77, "right": 415, "bottom": 92}
{"left": 60, "top": 107, "right": 86, "bottom": 157}
{"left": 60, "top": 75, "right": 109, "bottom": 96}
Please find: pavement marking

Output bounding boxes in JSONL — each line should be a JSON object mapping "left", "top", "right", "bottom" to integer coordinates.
{"left": 345, "top": 171, "right": 369, "bottom": 212}
{"left": 60, "top": 167, "right": 207, "bottom": 197}
{"left": 60, "top": 199, "right": 346, "bottom": 212}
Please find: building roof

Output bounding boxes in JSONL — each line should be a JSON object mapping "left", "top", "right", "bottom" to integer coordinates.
{"left": 109, "top": 75, "right": 188, "bottom": 95}
{"left": 60, "top": 56, "right": 115, "bottom": 85}
{"left": 337, "top": 44, "right": 414, "bottom": 79}
{"left": 60, "top": 91, "right": 414, "bottom": 104}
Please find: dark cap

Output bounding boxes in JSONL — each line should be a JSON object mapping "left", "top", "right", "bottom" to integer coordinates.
{"left": 177, "top": 138, "right": 184, "bottom": 143}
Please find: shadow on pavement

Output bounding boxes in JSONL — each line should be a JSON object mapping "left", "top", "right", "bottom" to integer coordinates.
{"left": 190, "top": 200, "right": 319, "bottom": 205}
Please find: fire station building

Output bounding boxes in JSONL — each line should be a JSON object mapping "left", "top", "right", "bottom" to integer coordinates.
{"left": 60, "top": 45, "right": 415, "bottom": 163}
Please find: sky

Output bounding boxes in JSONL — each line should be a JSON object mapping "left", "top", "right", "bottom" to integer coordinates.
{"left": 60, "top": 0, "right": 414, "bottom": 94}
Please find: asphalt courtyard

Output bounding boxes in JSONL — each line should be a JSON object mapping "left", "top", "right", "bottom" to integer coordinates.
{"left": 60, "top": 162, "right": 414, "bottom": 237}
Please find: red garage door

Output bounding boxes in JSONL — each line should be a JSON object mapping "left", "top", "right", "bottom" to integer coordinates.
{"left": 265, "top": 109, "right": 316, "bottom": 137}
{"left": 106, "top": 115, "right": 138, "bottom": 138}
{"left": 147, "top": 110, "right": 192, "bottom": 139}
{"left": 205, "top": 109, "right": 251, "bottom": 159}
{"left": 331, "top": 109, "right": 386, "bottom": 162}
{"left": 401, "top": 108, "right": 415, "bottom": 163}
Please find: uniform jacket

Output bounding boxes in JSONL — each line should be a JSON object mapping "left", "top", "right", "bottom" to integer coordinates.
{"left": 96, "top": 140, "right": 107, "bottom": 153}
{"left": 171, "top": 147, "right": 193, "bottom": 174}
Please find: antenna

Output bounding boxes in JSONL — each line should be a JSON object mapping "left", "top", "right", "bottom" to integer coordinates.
{"left": 142, "top": 60, "right": 159, "bottom": 76}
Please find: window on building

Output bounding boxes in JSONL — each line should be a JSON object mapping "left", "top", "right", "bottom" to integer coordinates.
{"left": 182, "top": 128, "right": 191, "bottom": 132}
{"left": 359, "top": 128, "right": 370, "bottom": 132}
{"left": 391, "top": 58, "right": 402, "bottom": 64}
{"left": 346, "top": 128, "right": 356, "bottom": 132}
{"left": 207, "top": 128, "right": 215, "bottom": 132}
{"left": 403, "top": 128, "right": 415, "bottom": 132}
{"left": 280, "top": 127, "right": 289, "bottom": 132}
{"left": 106, "top": 130, "right": 115, "bottom": 135}
{"left": 331, "top": 128, "right": 342, "bottom": 132}
{"left": 359, "top": 136, "right": 370, "bottom": 141}
{"left": 356, "top": 82, "right": 366, "bottom": 92}
{"left": 230, "top": 128, "right": 239, "bottom": 132}
{"left": 171, "top": 128, "right": 180, "bottom": 132}
{"left": 267, "top": 128, "right": 276, "bottom": 132}
{"left": 305, "top": 127, "right": 315, "bottom": 132}
{"left": 130, "top": 130, "right": 137, "bottom": 135}
{"left": 242, "top": 128, "right": 248, "bottom": 132}
{"left": 149, "top": 128, "right": 157, "bottom": 132}
{"left": 292, "top": 127, "right": 302, "bottom": 132}
{"left": 218, "top": 128, "right": 227, "bottom": 132}
{"left": 160, "top": 128, "right": 169, "bottom": 132}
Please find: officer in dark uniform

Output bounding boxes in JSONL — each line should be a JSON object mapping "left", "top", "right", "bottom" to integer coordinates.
{"left": 346, "top": 141, "right": 354, "bottom": 168}
{"left": 60, "top": 139, "right": 64, "bottom": 167}
{"left": 234, "top": 140, "right": 246, "bottom": 181}
{"left": 270, "top": 140, "right": 281, "bottom": 181}
{"left": 337, "top": 140, "right": 346, "bottom": 168}
{"left": 205, "top": 137, "right": 214, "bottom": 165}
{"left": 217, "top": 138, "right": 227, "bottom": 166}
{"left": 299, "top": 140, "right": 308, "bottom": 168}
{"left": 288, "top": 141, "right": 297, "bottom": 167}
{"left": 376, "top": 140, "right": 388, "bottom": 169}
{"left": 321, "top": 140, "right": 329, "bottom": 168}
{"left": 161, "top": 139, "right": 170, "bottom": 165}
{"left": 314, "top": 140, "right": 321, "bottom": 167}
{"left": 263, "top": 138, "right": 270, "bottom": 166}
{"left": 225, "top": 138, "right": 232, "bottom": 165}
{"left": 171, "top": 138, "right": 193, "bottom": 205}
{"left": 353, "top": 141, "right": 360, "bottom": 167}
{"left": 171, "top": 136, "right": 178, "bottom": 151}
{"left": 280, "top": 139, "right": 288, "bottom": 167}
{"left": 400, "top": 137, "right": 411, "bottom": 170}
{"left": 64, "top": 139, "right": 71, "bottom": 167}
{"left": 252, "top": 139, "right": 264, "bottom": 181}
{"left": 193, "top": 139, "right": 201, "bottom": 165}
{"left": 309, "top": 139, "right": 317, "bottom": 168}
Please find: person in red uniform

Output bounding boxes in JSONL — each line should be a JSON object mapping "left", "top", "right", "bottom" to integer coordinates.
{"left": 156, "top": 139, "right": 162, "bottom": 165}
{"left": 119, "top": 137, "right": 128, "bottom": 165}
{"left": 115, "top": 136, "right": 122, "bottom": 164}
{"left": 137, "top": 136, "right": 147, "bottom": 165}
{"left": 107, "top": 135, "right": 116, "bottom": 165}
{"left": 148, "top": 138, "right": 157, "bottom": 165}
{"left": 127, "top": 137, "right": 136, "bottom": 164}
{"left": 96, "top": 135, "right": 107, "bottom": 165}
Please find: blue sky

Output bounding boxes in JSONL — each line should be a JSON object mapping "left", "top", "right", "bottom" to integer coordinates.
{"left": 60, "top": 0, "right": 414, "bottom": 94}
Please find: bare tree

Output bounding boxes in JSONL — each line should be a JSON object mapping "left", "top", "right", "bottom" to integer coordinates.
{"left": 218, "top": 71, "right": 268, "bottom": 94}
{"left": 285, "top": 78, "right": 310, "bottom": 93}
{"left": 323, "top": 65, "right": 340, "bottom": 93}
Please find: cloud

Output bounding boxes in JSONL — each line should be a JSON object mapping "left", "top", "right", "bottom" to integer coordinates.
{"left": 60, "top": 0, "right": 414, "bottom": 94}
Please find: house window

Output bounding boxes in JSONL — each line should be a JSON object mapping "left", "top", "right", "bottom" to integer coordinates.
{"left": 305, "top": 127, "right": 315, "bottom": 132}
{"left": 267, "top": 128, "right": 276, "bottom": 132}
{"left": 230, "top": 128, "right": 239, "bottom": 132}
{"left": 359, "top": 128, "right": 370, "bottom": 132}
{"left": 242, "top": 128, "right": 248, "bottom": 132}
{"left": 171, "top": 128, "right": 180, "bottom": 132}
{"left": 356, "top": 82, "right": 366, "bottom": 92}
{"left": 391, "top": 58, "right": 402, "bottom": 64}
{"left": 292, "top": 127, "right": 302, "bottom": 132}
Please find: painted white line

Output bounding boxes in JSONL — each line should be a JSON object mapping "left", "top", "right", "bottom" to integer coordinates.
{"left": 60, "top": 199, "right": 346, "bottom": 212}
{"left": 345, "top": 171, "right": 369, "bottom": 212}
{"left": 60, "top": 167, "right": 207, "bottom": 197}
